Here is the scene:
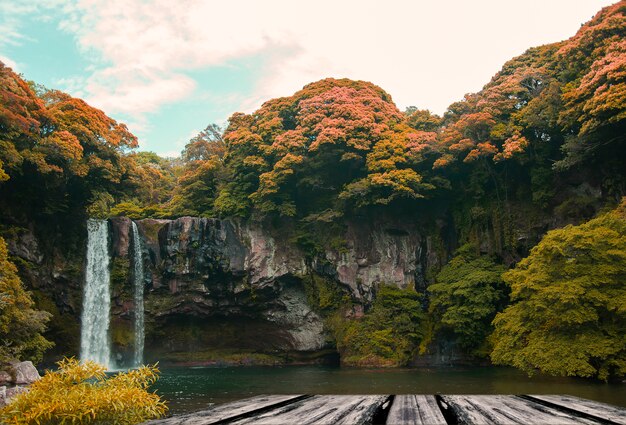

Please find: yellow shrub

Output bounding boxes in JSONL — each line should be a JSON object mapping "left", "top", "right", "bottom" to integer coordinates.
{"left": 0, "top": 358, "right": 167, "bottom": 424}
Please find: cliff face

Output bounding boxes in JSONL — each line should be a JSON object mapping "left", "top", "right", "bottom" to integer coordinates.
{"left": 104, "top": 216, "right": 434, "bottom": 365}
{"left": 5, "top": 199, "right": 599, "bottom": 367}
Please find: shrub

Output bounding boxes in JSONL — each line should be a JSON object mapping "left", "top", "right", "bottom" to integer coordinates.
{"left": 0, "top": 358, "right": 167, "bottom": 424}
{"left": 334, "top": 285, "right": 425, "bottom": 366}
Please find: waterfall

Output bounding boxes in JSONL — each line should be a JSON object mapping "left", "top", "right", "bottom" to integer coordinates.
{"left": 81, "top": 219, "right": 112, "bottom": 368}
{"left": 131, "top": 221, "right": 145, "bottom": 367}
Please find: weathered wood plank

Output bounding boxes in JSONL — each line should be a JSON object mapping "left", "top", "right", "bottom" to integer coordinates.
{"left": 440, "top": 395, "right": 604, "bottom": 425}
{"left": 386, "top": 395, "right": 446, "bottom": 425}
{"left": 525, "top": 394, "right": 626, "bottom": 425}
{"left": 145, "top": 394, "right": 308, "bottom": 425}
{"left": 229, "top": 395, "right": 389, "bottom": 425}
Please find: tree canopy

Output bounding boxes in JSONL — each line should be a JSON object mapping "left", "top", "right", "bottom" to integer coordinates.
{"left": 209, "top": 79, "right": 439, "bottom": 219}
{"left": 490, "top": 201, "right": 626, "bottom": 380}
{"left": 429, "top": 244, "right": 508, "bottom": 356}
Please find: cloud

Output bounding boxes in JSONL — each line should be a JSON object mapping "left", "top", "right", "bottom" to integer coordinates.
{"left": 0, "top": 0, "right": 75, "bottom": 48}
{"left": 84, "top": 67, "right": 196, "bottom": 115}
{"left": 239, "top": 0, "right": 618, "bottom": 114}
{"left": 7, "top": 0, "right": 617, "bottom": 123}
{"left": 50, "top": 0, "right": 299, "bottom": 117}
{"left": 0, "top": 55, "right": 19, "bottom": 72}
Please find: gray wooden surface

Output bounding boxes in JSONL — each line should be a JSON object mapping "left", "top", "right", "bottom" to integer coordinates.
{"left": 526, "top": 394, "right": 626, "bottom": 425}
{"left": 441, "top": 395, "right": 604, "bottom": 425}
{"left": 386, "top": 395, "right": 447, "bottom": 425}
{"left": 145, "top": 394, "right": 308, "bottom": 425}
{"left": 229, "top": 395, "right": 389, "bottom": 425}
{"left": 145, "top": 394, "right": 626, "bottom": 424}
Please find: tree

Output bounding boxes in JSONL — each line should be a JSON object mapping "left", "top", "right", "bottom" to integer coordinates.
{"left": 214, "top": 78, "right": 438, "bottom": 218}
{"left": 490, "top": 201, "right": 626, "bottom": 380}
{"left": 181, "top": 123, "right": 225, "bottom": 162}
{"left": 557, "top": 38, "right": 626, "bottom": 169}
{"left": 0, "top": 64, "right": 141, "bottom": 222}
{"left": 0, "top": 358, "right": 167, "bottom": 424}
{"left": 169, "top": 157, "right": 222, "bottom": 217}
{"left": 405, "top": 108, "right": 441, "bottom": 132}
{"left": 428, "top": 244, "right": 508, "bottom": 355}
{"left": 166, "top": 124, "right": 226, "bottom": 217}
{"left": 0, "top": 236, "right": 53, "bottom": 364}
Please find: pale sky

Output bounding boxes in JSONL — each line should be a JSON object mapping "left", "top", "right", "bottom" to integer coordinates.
{"left": 0, "top": 0, "right": 616, "bottom": 156}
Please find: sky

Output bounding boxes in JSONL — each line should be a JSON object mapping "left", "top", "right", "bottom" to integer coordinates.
{"left": 0, "top": 0, "right": 616, "bottom": 157}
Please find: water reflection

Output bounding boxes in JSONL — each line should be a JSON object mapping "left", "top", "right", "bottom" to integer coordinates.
{"left": 152, "top": 365, "right": 626, "bottom": 414}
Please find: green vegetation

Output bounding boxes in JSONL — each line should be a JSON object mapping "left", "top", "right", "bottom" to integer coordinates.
{"left": 0, "top": 236, "right": 53, "bottom": 364}
{"left": 160, "top": 349, "right": 283, "bottom": 366}
{"left": 304, "top": 273, "right": 348, "bottom": 313}
{"left": 0, "top": 358, "right": 167, "bottom": 424}
{"left": 110, "top": 257, "right": 131, "bottom": 298}
{"left": 491, "top": 201, "right": 626, "bottom": 380}
{"left": 429, "top": 244, "right": 508, "bottom": 356}
{"left": 332, "top": 285, "right": 425, "bottom": 367}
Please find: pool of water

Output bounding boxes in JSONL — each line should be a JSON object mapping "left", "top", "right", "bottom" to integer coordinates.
{"left": 151, "top": 365, "right": 626, "bottom": 414}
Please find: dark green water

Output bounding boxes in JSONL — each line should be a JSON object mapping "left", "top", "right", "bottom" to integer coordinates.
{"left": 152, "top": 366, "right": 626, "bottom": 414}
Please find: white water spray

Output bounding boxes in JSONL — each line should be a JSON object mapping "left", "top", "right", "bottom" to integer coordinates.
{"left": 81, "top": 219, "right": 111, "bottom": 368}
{"left": 131, "top": 221, "right": 145, "bottom": 367}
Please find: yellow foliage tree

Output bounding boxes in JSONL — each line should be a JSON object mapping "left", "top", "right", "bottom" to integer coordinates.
{"left": 0, "top": 358, "right": 167, "bottom": 424}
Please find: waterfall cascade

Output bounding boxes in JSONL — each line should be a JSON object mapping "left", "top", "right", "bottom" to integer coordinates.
{"left": 131, "top": 221, "right": 145, "bottom": 367}
{"left": 80, "top": 219, "right": 112, "bottom": 368}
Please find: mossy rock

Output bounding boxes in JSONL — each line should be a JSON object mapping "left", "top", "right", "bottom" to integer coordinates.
{"left": 303, "top": 273, "right": 348, "bottom": 313}
{"left": 140, "top": 220, "right": 167, "bottom": 243}
{"left": 159, "top": 349, "right": 283, "bottom": 366}
{"left": 111, "top": 322, "right": 134, "bottom": 349}
{"left": 30, "top": 290, "right": 80, "bottom": 358}
{"left": 111, "top": 257, "right": 131, "bottom": 299}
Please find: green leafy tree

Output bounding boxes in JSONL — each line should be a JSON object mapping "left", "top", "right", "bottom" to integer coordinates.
{"left": 168, "top": 124, "right": 226, "bottom": 217}
{"left": 181, "top": 123, "right": 225, "bottom": 162}
{"left": 0, "top": 236, "right": 53, "bottom": 364}
{"left": 428, "top": 244, "right": 508, "bottom": 355}
{"left": 490, "top": 201, "right": 626, "bottom": 380}
{"left": 169, "top": 157, "right": 222, "bottom": 217}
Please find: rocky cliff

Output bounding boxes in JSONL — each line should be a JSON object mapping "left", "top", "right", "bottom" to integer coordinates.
{"left": 103, "top": 216, "right": 440, "bottom": 366}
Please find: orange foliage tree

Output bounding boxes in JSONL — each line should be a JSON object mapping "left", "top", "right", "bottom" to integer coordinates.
{"left": 215, "top": 79, "right": 438, "bottom": 218}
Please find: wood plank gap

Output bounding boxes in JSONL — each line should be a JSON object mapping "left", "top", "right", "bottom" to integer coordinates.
{"left": 372, "top": 394, "right": 394, "bottom": 424}
{"left": 434, "top": 395, "right": 458, "bottom": 425}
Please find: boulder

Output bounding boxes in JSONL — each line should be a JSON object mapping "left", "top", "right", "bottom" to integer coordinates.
{"left": 0, "top": 385, "right": 29, "bottom": 407}
{"left": 0, "top": 371, "right": 11, "bottom": 386}
{"left": 12, "top": 361, "right": 40, "bottom": 385}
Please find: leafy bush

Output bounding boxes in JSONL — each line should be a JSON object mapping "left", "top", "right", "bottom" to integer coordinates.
{"left": 0, "top": 358, "right": 167, "bottom": 424}
{"left": 428, "top": 244, "right": 508, "bottom": 356}
{"left": 334, "top": 285, "right": 425, "bottom": 366}
{"left": 491, "top": 201, "right": 626, "bottom": 380}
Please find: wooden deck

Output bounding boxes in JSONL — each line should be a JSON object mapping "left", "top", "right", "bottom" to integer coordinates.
{"left": 146, "top": 394, "right": 626, "bottom": 424}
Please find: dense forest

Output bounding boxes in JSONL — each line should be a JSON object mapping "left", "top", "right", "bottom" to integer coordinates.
{"left": 0, "top": 1, "right": 625, "bottom": 382}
